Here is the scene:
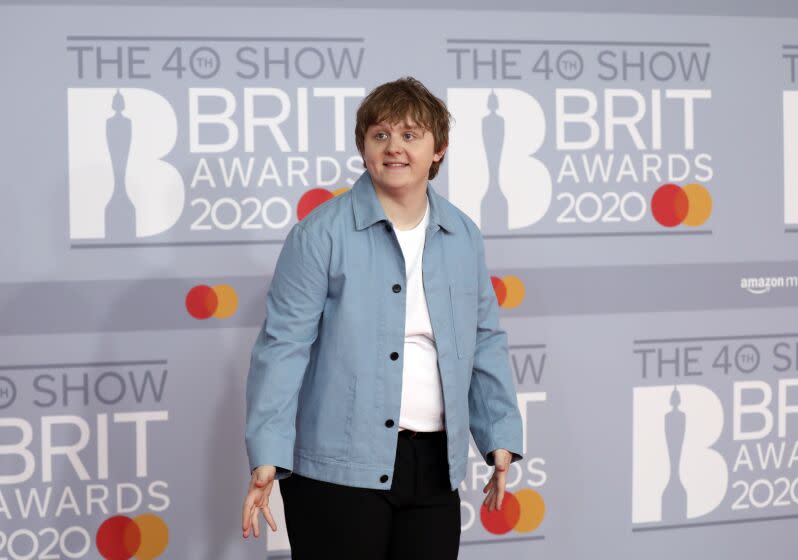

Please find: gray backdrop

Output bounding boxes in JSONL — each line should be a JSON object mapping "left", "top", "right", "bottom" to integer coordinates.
{"left": 1, "top": 2, "right": 798, "bottom": 559}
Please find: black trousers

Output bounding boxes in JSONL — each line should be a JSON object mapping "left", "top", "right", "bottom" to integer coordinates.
{"left": 280, "top": 430, "right": 461, "bottom": 559}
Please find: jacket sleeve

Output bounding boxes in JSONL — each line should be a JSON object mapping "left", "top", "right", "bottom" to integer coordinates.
{"left": 245, "top": 223, "right": 330, "bottom": 477}
{"left": 468, "top": 230, "right": 524, "bottom": 467}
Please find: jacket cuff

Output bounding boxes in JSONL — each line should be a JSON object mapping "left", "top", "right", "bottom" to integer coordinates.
{"left": 486, "top": 448, "right": 524, "bottom": 467}
{"left": 246, "top": 430, "right": 295, "bottom": 474}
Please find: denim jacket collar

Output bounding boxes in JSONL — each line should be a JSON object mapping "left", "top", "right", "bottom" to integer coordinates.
{"left": 351, "top": 171, "right": 454, "bottom": 233}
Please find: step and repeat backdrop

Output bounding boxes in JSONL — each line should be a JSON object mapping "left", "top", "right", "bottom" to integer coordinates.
{"left": 1, "top": 4, "right": 798, "bottom": 559}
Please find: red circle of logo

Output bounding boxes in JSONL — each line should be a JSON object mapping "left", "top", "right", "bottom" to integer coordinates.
{"left": 96, "top": 515, "right": 141, "bottom": 560}
{"left": 185, "top": 285, "right": 218, "bottom": 319}
{"left": 297, "top": 189, "right": 334, "bottom": 221}
{"left": 651, "top": 183, "right": 689, "bottom": 227}
{"left": 491, "top": 276, "right": 507, "bottom": 306}
{"left": 480, "top": 491, "right": 521, "bottom": 534}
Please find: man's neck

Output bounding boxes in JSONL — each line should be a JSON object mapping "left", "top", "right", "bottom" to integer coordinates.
{"left": 373, "top": 182, "right": 429, "bottom": 231}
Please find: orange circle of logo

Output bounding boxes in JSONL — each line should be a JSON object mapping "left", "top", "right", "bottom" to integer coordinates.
{"left": 492, "top": 275, "right": 526, "bottom": 308}
{"left": 501, "top": 275, "right": 525, "bottom": 309}
{"left": 682, "top": 183, "right": 712, "bottom": 226}
{"left": 211, "top": 284, "right": 238, "bottom": 319}
{"left": 514, "top": 488, "right": 546, "bottom": 533}
{"left": 131, "top": 513, "right": 169, "bottom": 560}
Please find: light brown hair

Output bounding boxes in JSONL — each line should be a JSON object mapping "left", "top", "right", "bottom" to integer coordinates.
{"left": 355, "top": 77, "right": 452, "bottom": 180}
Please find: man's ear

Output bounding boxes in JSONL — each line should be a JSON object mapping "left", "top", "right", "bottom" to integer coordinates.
{"left": 433, "top": 143, "right": 448, "bottom": 162}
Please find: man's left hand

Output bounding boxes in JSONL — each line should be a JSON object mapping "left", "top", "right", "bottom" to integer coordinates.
{"left": 482, "top": 448, "right": 512, "bottom": 511}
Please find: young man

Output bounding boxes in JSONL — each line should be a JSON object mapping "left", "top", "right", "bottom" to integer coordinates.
{"left": 242, "top": 77, "right": 523, "bottom": 559}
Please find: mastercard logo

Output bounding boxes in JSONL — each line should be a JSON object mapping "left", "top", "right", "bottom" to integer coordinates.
{"left": 96, "top": 514, "right": 168, "bottom": 560}
{"left": 297, "top": 187, "right": 350, "bottom": 221}
{"left": 491, "top": 275, "right": 525, "bottom": 308}
{"left": 481, "top": 488, "right": 545, "bottom": 534}
{"left": 651, "top": 183, "right": 712, "bottom": 227}
{"left": 186, "top": 284, "right": 238, "bottom": 319}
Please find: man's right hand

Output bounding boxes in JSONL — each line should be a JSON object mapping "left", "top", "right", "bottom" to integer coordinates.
{"left": 242, "top": 465, "right": 278, "bottom": 538}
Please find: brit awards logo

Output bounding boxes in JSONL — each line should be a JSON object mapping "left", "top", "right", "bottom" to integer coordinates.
{"left": 66, "top": 85, "right": 364, "bottom": 246}
{"left": 67, "top": 88, "right": 185, "bottom": 241}
{"left": 446, "top": 40, "right": 715, "bottom": 236}
{"left": 66, "top": 38, "right": 368, "bottom": 247}
{"left": 632, "top": 335, "right": 798, "bottom": 530}
{"left": 0, "top": 360, "right": 171, "bottom": 558}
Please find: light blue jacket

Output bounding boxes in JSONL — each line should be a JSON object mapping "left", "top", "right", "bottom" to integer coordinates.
{"left": 245, "top": 171, "right": 523, "bottom": 490}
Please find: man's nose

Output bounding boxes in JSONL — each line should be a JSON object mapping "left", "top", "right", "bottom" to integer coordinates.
{"left": 384, "top": 135, "right": 402, "bottom": 153}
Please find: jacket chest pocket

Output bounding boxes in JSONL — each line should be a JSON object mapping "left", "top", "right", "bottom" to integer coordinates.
{"left": 449, "top": 285, "right": 478, "bottom": 359}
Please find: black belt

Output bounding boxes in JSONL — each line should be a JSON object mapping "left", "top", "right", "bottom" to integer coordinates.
{"left": 398, "top": 429, "right": 446, "bottom": 440}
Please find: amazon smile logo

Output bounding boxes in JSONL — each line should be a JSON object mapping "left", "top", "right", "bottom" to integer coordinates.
{"left": 740, "top": 275, "right": 798, "bottom": 295}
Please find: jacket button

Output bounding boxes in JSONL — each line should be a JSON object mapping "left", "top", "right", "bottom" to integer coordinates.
{"left": 380, "top": 474, "right": 389, "bottom": 483}
{"left": 385, "top": 419, "right": 394, "bottom": 427}
{"left": 390, "top": 352, "right": 399, "bottom": 361}
{"left": 392, "top": 284, "right": 401, "bottom": 293}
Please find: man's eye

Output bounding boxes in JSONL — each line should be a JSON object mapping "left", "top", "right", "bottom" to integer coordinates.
{"left": 404, "top": 133, "right": 415, "bottom": 140}
{"left": 375, "top": 132, "right": 387, "bottom": 140}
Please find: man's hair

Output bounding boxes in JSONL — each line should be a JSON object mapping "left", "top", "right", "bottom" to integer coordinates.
{"left": 355, "top": 77, "right": 452, "bottom": 180}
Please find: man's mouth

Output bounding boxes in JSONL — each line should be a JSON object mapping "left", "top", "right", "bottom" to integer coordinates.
{"left": 384, "top": 162, "right": 408, "bottom": 167}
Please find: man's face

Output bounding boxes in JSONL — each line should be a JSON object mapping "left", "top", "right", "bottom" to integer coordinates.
{"left": 362, "top": 118, "right": 445, "bottom": 195}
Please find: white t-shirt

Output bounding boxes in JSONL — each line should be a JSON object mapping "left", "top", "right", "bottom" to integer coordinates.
{"left": 393, "top": 198, "right": 445, "bottom": 432}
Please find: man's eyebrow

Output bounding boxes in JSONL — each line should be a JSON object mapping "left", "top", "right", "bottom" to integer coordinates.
{"left": 370, "top": 121, "right": 425, "bottom": 133}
